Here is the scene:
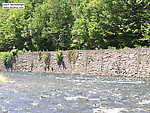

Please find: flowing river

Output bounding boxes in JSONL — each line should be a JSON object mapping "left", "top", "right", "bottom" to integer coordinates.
{"left": 0, "top": 72, "right": 150, "bottom": 113}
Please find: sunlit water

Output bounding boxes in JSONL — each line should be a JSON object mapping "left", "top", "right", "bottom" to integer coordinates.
{"left": 0, "top": 72, "right": 150, "bottom": 113}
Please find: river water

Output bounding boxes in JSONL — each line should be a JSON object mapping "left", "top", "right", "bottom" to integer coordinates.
{"left": 0, "top": 72, "right": 150, "bottom": 113}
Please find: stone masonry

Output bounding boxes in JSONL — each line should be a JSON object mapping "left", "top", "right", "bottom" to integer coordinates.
{"left": 0, "top": 48, "right": 150, "bottom": 78}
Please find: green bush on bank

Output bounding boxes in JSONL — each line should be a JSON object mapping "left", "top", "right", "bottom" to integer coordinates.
{"left": 2, "top": 52, "right": 13, "bottom": 66}
{"left": 2, "top": 49, "right": 18, "bottom": 67}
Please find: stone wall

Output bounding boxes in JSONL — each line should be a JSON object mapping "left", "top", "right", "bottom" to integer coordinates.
{"left": 0, "top": 48, "right": 150, "bottom": 78}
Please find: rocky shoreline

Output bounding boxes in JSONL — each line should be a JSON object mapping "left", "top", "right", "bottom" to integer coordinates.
{"left": 0, "top": 48, "right": 150, "bottom": 78}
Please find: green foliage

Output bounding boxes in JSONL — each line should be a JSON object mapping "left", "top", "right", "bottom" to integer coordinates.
{"left": 108, "top": 46, "right": 116, "bottom": 50}
{"left": 30, "top": 60, "right": 33, "bottom": 71}
{"left": 23, "top": 48, "right": 27, "bottom": 52}
{"left": 43, "top": 55, "right": 49, "bottom": 65}
{"left": 2, "top": 52, "right": 13, "bottom": 66}
{"left": 38, "top": 51, "right": 42, "bottom": 61}
{"left": 86, "top": 55, "right": 93, "bottom": 65}
{"left": 43, "top": 52, "right": 50, "bottom": 65}
{"left": 0, "top": 52, "right": 6, "bottom": 59}
{"left": 0, "top": 0, "right": 149, "bottom": 51}
{"left": 89, "top": 56, "right": 93, "bottom": 61}
{"left": 86, "top": 56, "right": 89, "bottom": 65}
{"left": 67, "top": 51, "right": 72, "bottom": 63}
{"left": 134, "top": 45, "right": 143, "bottom": 48}
{"left": 55, "top": 51, "right": 63, "bottom": 65}
{"left": 30, "top": 61, "right": 33, "bottom": 67}
{"left": 124, "top": 46, "right": 130, "bottom": 49}
{"left": 43, "top": 51, "right": 50, "bottom": 71}
{"left": 11, "top": 49, "right": 18, "bottom": 56}
{"left": 67, "top": 50, "right": 79, "bottom": 64}
{"left": 30, "top": 0, "right": 74, "bottom": 51}
{"left": 71, "top": 18, "right": 89, "bottom": 50}
{"left": 2, "top": 49, "right": 18, "bottom": 68}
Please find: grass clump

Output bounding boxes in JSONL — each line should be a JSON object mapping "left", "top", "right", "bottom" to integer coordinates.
{"left": 43, "top": 52, "right": 50, "bottom": 64}
{"left": 67, "top": 50, "right": 79, "bottom": 64}
{"left": 38, "top": 51, "right": 42, "bottom": 61}
{"left": 55, "top": 51, "right": 63, "bottom": 65}
{"left": 43, "top": 51, "right": 50, "bottom": 71}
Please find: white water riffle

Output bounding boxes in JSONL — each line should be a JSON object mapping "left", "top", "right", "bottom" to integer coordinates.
{"left": 0, "top": 72, "right": 150, "bottom": 113}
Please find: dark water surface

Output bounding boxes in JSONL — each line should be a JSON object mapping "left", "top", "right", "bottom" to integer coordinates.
{"left": 0, "top": 72, "right": 150, "bottom": 113}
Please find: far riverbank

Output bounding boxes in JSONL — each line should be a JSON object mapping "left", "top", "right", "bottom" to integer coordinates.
{"left": 0, "top": 48, "right": 150, "bottom": 78}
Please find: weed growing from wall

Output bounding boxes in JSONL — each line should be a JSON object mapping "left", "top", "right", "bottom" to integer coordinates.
{"left": 43, "top": 51, "right": 50, "bottom": 71}
{"left": 89, "top": 56, "right": 93, "bottom": 61}
{"left": 86, "top": 55, "right": 94, "bottom": 65}
{"left": 38, "top": 51, "right": 42, "bottom": 61}
{"left": 67, "top": 50, "right": 79, "bottom": 64}
{"left": 137, "top": 50, "right": 141, "bottom": 64}
{"left": 30, "top": 60, "right": 33, "bottom": 71}
{"left": 55, "top": 51, "right": 63, "bottom": 66}
{"left": 43, "top": 52, "right": 50, "bottom": 64}
{"left": 11, "top": 49, "right": 18, "bottom": 56}
{"left": 86, "top": 56, "right": 90, "bottom": 65}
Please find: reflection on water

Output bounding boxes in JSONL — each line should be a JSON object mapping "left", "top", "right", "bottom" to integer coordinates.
{"left": 0, "top": 72, "right": 150, "bottom": 113}
{"left": 0, "top": 74, "right": 7, "bottom": 83}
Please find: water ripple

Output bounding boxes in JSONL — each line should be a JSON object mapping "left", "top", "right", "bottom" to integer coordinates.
{"left": 0, "top": 72, "right": 150, "bottom": 112}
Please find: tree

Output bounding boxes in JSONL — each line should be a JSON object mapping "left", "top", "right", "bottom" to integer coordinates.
{"left": 102, "top": 0, "right": 150, "bottom": 48}
{"left": 0, "top": 0, "right": 149, "bottom": 51}
{"left": 71, "top": 17, "right": 89, "bottom": 49}
{"left": 31, "top": 0, "right": 74, "bottom": 51}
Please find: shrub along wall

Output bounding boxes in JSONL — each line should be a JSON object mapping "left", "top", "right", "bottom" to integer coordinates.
{"left": 0, "top": 48, "right": 150, "bottom": 78}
